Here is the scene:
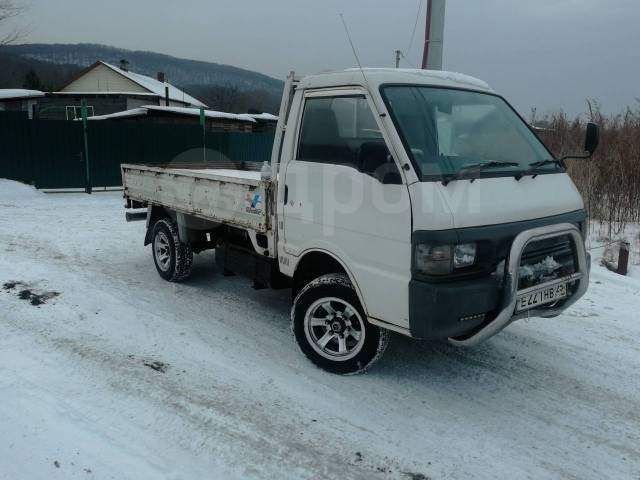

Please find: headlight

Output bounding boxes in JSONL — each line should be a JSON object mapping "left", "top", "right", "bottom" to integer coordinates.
{"left": 415, "top": 244, "right": 452, "bottom": 275}
{"left": 415, "top": 243, "right": 477, "bottom": 275}
{"left": 454, "top": 243, "right": 477, "bottom": 269}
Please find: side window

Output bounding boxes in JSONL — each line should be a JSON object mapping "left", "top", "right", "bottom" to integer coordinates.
{"left": 297, "top": 95, "right": 380, "bottom": 163}
{"left": 297, "top": 95, "right": 400, "bottom": 183}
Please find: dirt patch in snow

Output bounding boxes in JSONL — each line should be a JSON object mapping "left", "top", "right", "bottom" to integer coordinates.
{"left": 402, "top": 473, "right": 431, "bottom": 480}
{"left": 143, "top": 360, "right": 168, "bottom": 373}
{"left": 3, "top": 281, "right": 20, "bottom": 290}
{"left": 3, "top": 281, "right": 60, "bottom": 306}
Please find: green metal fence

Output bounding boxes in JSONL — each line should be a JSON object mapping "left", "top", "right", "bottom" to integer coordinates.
{"left": 0, "top": 114, "right": 275, "bottom": 190}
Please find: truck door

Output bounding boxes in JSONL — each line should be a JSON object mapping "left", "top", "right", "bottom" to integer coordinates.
{"left": 281, "top": 90, "right": 413, "bottom": 326}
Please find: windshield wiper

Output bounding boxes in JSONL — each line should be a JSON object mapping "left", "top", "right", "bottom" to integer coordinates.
{"left": 515, "top": 159, "right": 563, "bottom": 181}
{"left": 442, "top": 161, "right": 520, "bottom": 186}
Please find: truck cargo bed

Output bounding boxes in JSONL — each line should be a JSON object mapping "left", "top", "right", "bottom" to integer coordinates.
{"left": 121, "top": 163, "right": 271, "bottom": 232}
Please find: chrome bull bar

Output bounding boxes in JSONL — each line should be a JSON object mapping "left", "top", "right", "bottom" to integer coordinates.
{"left": 449, "top": 223, "right": 590, "bottom": 347}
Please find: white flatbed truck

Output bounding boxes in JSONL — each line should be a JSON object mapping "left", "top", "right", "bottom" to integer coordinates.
{"left": 122, "top": 69, "right": 598, "bottom": 374}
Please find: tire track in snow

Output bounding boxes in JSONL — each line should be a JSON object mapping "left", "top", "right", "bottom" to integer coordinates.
{"left": 0, "top": 287, "right": 424, "bottom": 480}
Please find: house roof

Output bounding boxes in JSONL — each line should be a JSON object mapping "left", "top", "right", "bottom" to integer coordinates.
{"left": 0, "top": 89, "right": 45, "bottom": 101}
{"left": 145, "top": 105, "right": 256, "bottom": 122}
{"left": 100, "top": 62, "right": 206, "bottom": 108}
{"left": 51, "top": 91, "right": 160, "bottom": 97}
{"left": 86, "top": 105, "right": 257, "bottom": 123}
{"left": 58, "top": 61, "right": 207, "bottom": 108}
{"left": 85, "top": 108, "right": 149, "bottom": 121}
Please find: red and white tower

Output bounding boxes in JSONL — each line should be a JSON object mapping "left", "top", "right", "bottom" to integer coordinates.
{"left": 421, "top": 0, "right": 446, "bottom": 70}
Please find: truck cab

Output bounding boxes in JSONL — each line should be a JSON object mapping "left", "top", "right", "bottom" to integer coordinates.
{"left": 274, "top": 69, "right": 591, "bottom": 369}
{"left": 123, "top": 68, "right": 596, "bottom": 375}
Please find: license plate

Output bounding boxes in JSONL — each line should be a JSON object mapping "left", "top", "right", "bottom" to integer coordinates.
{"left": 516, "top": 283, "right": 567, "bottom": 313}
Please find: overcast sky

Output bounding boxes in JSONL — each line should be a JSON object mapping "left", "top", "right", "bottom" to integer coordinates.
{"left": 16, "top": 0, "right": 640, "bottom": 116}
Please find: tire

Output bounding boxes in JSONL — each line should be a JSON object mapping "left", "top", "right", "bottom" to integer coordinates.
{"left": 291, "top": 274, "right": 390, "bottom": 375}
{"left": 151, "top": 218, "right": 193, "bottom": 282}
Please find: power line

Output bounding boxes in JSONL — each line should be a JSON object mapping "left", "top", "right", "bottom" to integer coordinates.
{"left": 399, "top": 50, "right": 419, "bottom": 69}
{"left": 406, "top": 0, "right": 424, "bottom": 57}
{"left": 339, "top": 13, "right": 371, "bottom": 91}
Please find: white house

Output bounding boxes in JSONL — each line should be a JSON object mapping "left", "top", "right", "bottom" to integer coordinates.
{"left": 38, "top": 60, "right": 206, "bottom": 120}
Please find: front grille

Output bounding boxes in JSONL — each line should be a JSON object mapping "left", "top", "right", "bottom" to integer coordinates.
{"left": 518, "top": 235, "right": 576, "bottom": 289}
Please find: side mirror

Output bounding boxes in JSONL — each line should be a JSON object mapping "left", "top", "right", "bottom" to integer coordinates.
{"left": 584, "top": 122, "right": 600, "bottom": 157}
{"left": 561, "top": 122, "right": 600, "bottom": 161}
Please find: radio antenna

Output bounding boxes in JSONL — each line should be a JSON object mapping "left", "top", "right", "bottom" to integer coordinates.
{"left": 338, "top": 13, "right": 372, "bottom": 91}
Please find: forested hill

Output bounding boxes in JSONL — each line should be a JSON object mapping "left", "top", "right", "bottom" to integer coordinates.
{"left": 0, "top": 43, "right": 284, "bottom": 113}
{"left": 3, "top": 43, "right": 283, "bottom": 93}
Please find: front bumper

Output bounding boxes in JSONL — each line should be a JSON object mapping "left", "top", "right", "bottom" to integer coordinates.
{"left": 409, "top": 277, "right": 500, "bottom": 339}
{"left": 409, "top": 223, "right": 590, "bottom": 345}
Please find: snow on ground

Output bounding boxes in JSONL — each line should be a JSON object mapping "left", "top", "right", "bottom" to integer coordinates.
{"left": 0, "top": 179, "right": 639, "bottom": 480}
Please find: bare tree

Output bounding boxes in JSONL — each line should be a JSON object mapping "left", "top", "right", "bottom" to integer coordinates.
{"left": 535, "top": 100, "right": 640, "bottom": 239}
{"left": 0, "top": 0, "right": 26, "bottom": 46}
{"left": 185, "top": 83, "right": 281, "bottom": 114}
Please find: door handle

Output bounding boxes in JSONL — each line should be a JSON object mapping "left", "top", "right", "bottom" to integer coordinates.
{"left": 284, "top": 185, "right": 289, "bottom": 204}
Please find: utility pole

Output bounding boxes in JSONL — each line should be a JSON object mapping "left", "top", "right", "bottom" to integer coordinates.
{"left": 395, "top": 49, "right": 401, "bottom": 68}
{"left": 81, "top": 98, "right": 92, "bottom": 194}
{"left": 422, "top": 0, "right": 446, "bottom": 70}
{"left": 200, "top": 107, "right": 206, "bottom": 163}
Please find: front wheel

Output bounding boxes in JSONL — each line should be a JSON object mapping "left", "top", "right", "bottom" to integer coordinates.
{"left": 291, "top": 274, "right": 390, "bottom": 375}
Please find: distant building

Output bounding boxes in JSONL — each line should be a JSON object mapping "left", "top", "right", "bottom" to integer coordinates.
{"left": 37, "top": 60, "right": 207, "bottom": 120}
{"left": 0, "top": 90, "right": 45, "bottom": 119}
{"left": 86, "top": 105, "right": 278, "bottom": 132}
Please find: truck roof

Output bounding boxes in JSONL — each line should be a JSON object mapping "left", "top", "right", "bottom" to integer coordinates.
{"left": 299, "top": 68, "right": 493, "bottom": 93}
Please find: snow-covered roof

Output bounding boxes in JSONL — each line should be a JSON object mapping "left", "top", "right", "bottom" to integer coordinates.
{"left": 0, "top": 89, "right": 45, "bottom": 100}
{"left": 85, "top": 108, "right": 149, "bottom": 121}
{"left": 247, "top": 113, "right": 278, "bottom": 122}
{"left": 53, "top": 91, "right": 160, "bottom": 97}
{"left": 348, "top": 68, "right": 490, "bottom": 90}
{"left": 65, "top": 61, "right": 206, "bottom": 108}
{"left": 300, "top": 68, "right": 493, "bottom": 92}
{"left": 86, "top": 105, "right": 256, "bottom": 123}
{"left": 145, "top": 106, "right": 256, "bottom": 122}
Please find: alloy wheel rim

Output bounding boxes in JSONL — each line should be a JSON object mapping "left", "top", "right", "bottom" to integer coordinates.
{"left": 154, "top": 231, "right": 172, "bottom": 272}
{"left": 304, "top": 297, "right": 366, "bottom": 361}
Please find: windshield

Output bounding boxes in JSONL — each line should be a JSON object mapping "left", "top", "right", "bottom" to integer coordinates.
{"left": 381, "top": 86, "right": 558, "bottom": 180}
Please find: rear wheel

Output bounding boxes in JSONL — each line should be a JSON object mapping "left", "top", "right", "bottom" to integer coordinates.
{"left": 291, "top": 274, "right": 390, "bottom": 375}
{"left": 152, "top": 218, "right": 193, "bottom": 282}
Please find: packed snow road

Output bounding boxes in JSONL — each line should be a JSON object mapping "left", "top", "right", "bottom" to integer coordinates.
{"left": 0, "top": 179, "right": 639, "bottom": 480}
